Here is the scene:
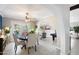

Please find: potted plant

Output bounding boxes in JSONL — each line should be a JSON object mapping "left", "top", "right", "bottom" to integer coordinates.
{"left": 73, "top": 26, "right": 79, "bottom": 39}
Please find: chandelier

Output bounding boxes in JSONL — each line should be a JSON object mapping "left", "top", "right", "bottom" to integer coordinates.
{"left": 25, "top": 12, "right": 31, "bottom": 22}
{"left": 25, "top": 12, "right": 38, "bottom": 23}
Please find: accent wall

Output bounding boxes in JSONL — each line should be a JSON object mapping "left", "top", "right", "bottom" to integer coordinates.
{"left": 0, "top": 15, "right": 2, "bottom": 29}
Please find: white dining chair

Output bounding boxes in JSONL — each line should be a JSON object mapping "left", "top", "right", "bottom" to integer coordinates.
{"left": 36, "top": 33, "right": 40, "bottom": 45}
{"left": 26, "top": 33, "right": 38, "bottom": 54}
{"left": 13, "top": 34, "right": 25, "bottom": 54}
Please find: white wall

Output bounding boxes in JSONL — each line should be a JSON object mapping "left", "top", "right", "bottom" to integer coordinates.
{"left": 70, "top": 22, "right": 79, "bottom": 27}
{"left": 70, "top": 9, "right": 79, "bottom": 27}
{"left": 37, "top": 16, "right": 56, "bottom": 37}
{"left": 46, "top": 5, "right": 70, "bottom": 54}
{"left": 3, "top": 17, "right": 26, "bottom": 27}
{"left": 55, "top": 5, "right": 70, "bottom": 54}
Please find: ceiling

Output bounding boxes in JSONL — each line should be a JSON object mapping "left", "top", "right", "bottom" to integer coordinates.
{"left": 0, "top": 4, "right": 55, "bottom": 20}
{"left": 69, "top": 4, "right": 76, "bottom": 7}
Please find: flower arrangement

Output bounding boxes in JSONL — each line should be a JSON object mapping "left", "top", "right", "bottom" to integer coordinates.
{"left": 4, "top": 27, "right": 10, "bottom": 34}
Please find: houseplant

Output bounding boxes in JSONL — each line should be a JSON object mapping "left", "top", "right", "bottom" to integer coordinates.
{"left": 73, "top": 26, "right": 79, "bottom": 39}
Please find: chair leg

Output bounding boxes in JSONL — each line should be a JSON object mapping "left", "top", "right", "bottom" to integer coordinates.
{"left": 24, "top": 45, "right": 26, "bottom": 49}
{"left": 37, "top": 39, "right": 39, "bottom": 45}
{"left": 28, "top": 47, "right": 30, "bottom": 54}
{"left": 14, "top": 45, "right": 17, "bottom": 54}
{"left": 21, "top": 45, "right": 26, "bottom": 49}
{"left": 35, "top": 45, "right": 37, "bottom": 52}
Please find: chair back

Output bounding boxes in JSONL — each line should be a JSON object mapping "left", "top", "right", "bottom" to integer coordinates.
{"left": 27, "top": 33, "right": 37, "bottom": 47}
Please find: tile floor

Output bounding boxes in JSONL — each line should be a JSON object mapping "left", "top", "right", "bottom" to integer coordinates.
{"left": 4, "top": 36, "right": 79, "bottom": 55}
{"left": 71, "top": 37, "right": 79, "bottom": 55}
{"left": 3, "top": 37, "right": 60, "bottom": 55}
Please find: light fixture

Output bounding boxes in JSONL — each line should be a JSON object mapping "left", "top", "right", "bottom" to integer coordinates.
{"left": 26, "top": 12, "right": 29, "bottom": 19}
{"left": 25, "top": 12, "right": 31, "bottom": 22}
{"left": 25, "top": 12, "right": 38, "bottom": 23}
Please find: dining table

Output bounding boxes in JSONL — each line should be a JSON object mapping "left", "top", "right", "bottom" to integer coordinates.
{"left": 18, "top": 35, "right": 28, "bottom": 41}
{"left": 18, "top": 35, "right": 28, "bottom": 49}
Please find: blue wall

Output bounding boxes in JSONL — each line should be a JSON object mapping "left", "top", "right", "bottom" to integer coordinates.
{"left": 0, "top": 15, "right": 2, "bottom": 29}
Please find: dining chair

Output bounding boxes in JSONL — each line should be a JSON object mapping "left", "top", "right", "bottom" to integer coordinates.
{"left": 36, "top": 33, "right": 40, "bottom": 45}
{"left": 13, "top": 34, "right": 25, "bottom": 54}
{"left": 26, "top": 33, "right": 38, "bottom": 54}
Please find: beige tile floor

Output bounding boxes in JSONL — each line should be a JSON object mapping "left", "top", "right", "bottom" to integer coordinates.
{"left": 3, "top": 37, "right": 60, "bottom": 55}
{"left": 3, "top": 36, "right": 79, "bottom": 55}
